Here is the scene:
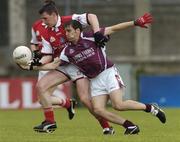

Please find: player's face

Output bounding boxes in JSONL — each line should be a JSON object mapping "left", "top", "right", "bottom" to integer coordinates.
{"left": 65, "top": 25, "right": 80, "bottom": 44}
{"left": 41, "top": 12, "right": 57, "bottom": 27}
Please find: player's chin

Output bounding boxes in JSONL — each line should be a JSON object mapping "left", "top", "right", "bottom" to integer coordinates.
{"left": 67, "top": 36, "right": 74, "bottom": 42}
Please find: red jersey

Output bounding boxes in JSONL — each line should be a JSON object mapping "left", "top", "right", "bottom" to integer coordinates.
{"left": 31, "top": 19, "right": 48, "bottom": 50}
{"left": 41, "top": 13, "right": 89, "bottom": 58}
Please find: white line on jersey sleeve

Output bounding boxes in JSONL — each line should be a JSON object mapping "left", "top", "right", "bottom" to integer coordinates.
{"left": 80, "top": 33, "right": 95, "bottom": 42}
{"left": 41, "top": 37, "right": 53, "bottom": 54}
{"left": 60, "top": 47, "right": 70, "bottom": 63}
{"left": 72, "top": 13, "right": 89, "bottom": 28}
{"left": 30, "top": 28, "right": 38, "bottom": 44}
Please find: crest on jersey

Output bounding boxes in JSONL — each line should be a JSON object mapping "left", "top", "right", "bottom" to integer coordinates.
{"left": 50, "top": 36, "right": 56, "bottom": 43}
{"left": 36, "top": 31, "right": 40, "bottom": 36}
{"left": 69, "top": 48, "right": 75, "bottom": 54}
{"left": 60, "top": 37, "right": 65, "bottom": 43}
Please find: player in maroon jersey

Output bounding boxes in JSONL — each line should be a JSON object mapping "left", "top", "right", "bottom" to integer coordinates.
{"left": 36, "top": 13, "right": 166, "bottom": 135}
{"left": 28, "top": 0, "right": 114, "bottom": 134}
{"left": 31, "top": 19, "right": 76, "bottom": 121}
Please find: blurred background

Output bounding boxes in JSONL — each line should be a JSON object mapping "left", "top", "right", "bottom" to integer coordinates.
{"left": 0, "top": 0, "right": 180, "bottom": 109}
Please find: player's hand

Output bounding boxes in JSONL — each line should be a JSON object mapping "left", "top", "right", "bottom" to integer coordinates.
{"left": 42, "top": 57, "right": 60, "bottom": 70}
{"left": 134, "top": 13, "right": 153, "bottom": 28}
{"left": 28, "top": 58, "right": 42, "bottom": 70}
{"left": 32, "top": 50, "right": 42, "bottom": 59}
{"left": 94, "top": 31, "right": 109, "bottom": 48}
{"left": 51, "top": 57, "right": 60, "bottom": 68}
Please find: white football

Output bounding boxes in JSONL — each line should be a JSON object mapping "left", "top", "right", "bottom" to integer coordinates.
{"left": 13, "top": 46, "right": 32, "bottom": 65}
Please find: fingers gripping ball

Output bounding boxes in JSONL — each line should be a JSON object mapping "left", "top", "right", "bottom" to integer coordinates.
{"left": 13, "top": 46, "right": 32, "bottom": 65}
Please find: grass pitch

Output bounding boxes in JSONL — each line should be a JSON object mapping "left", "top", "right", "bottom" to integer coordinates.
{"left": 0, "top": 108, "right": 179, "bottom": 142}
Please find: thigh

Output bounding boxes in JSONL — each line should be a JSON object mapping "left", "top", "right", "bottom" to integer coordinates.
{"left": 109, "top": 89, "right": 123, "bottom": 106}
{"left": 76, "top": 78, "right": 90, "bottom": 99}
{"left": 106, "top": 66, "right": 125, "bottom": 94}
{"left": 38, "top": 70, "right": 69, "bottom": 90}
{"left": 91, "top": 95, "right": 109, "bottom": 109}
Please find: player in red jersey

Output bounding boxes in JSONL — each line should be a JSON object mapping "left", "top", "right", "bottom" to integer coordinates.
{"left": 38, "top": 13, "right": 166, "bottom": 135}
{"left": 27, "top": 0, "right": 113, "bottom": 134}
{"left": 30, "top": 19, "right": 76, "bottom": 120}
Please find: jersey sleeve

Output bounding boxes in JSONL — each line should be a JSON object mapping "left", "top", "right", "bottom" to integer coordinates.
{"left": 59, "top": 47, "right": 70, "bottom": 63}
{"left": 41, "top": 37, "right": 53, "bottom": 55}
{"left": 72, "top": 13, "right": 89, "bottom": 27}
{"left": 30, "top": 28, "right": 38, "bottom": 45}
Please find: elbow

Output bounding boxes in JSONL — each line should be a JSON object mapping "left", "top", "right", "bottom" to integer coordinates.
{"left": 88, "top": 13, "right": 97, "bottom": 24}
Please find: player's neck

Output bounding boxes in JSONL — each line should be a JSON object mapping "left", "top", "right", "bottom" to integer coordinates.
{"left": 72, "top": 39, "right": 78, "bottom": 45}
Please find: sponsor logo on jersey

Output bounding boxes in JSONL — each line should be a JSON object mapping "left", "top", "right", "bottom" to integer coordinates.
{"left": 50, "top": 36, "right": 56, "bottom": 43}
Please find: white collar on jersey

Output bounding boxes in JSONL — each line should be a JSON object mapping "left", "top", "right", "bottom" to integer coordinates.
{"left": 52, "top": 15, "right": 61, "bottom": 32}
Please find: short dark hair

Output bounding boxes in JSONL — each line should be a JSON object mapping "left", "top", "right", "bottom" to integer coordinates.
{"left": 39, "top": 0, "right": 58, "bottom": 15}
{"left": 64, "top": 20, "right": 83, "bottom": 32}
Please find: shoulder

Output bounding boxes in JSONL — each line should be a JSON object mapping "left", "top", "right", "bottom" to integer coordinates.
{"left": 32, "top": 20, "right": 43, "bottom": 29}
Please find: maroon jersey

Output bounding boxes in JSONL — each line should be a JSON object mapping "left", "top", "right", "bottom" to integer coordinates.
{"left": 60, "top": 30, "right": 114, "bottom": 78}
{"left": 41, "top": 14, "right": 89, "bottom": 58}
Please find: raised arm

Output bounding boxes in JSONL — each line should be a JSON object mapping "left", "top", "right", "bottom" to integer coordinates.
{"left": 104, "top": 21, "right": 134, "bottom": 35}
{"left": 104, "top": 13, "right": 153, "bottom": 35}
{"left": 87, "top": 14, "right": 100, "bottom": 33}
{"left": 87, "top": 13, "right": 109, "bottom": 47}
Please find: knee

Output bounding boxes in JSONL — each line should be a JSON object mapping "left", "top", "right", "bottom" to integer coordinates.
{"left": 93, "top": 107, "right": 105, "bottom": 116}
{"left": 36, "top": 81, "right": 47, "bottom": 95}
{"left": 112, "top": 103, "right": 124, "bottom": 111}
{"left": 78, "top": 94, "right": 89, "bottom": 104}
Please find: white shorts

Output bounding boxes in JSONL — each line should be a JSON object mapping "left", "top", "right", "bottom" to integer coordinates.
{"left": 56, "top": 64, "right": 85, "bottom": 81}
{"left": 90, "top": 66, "right": 125, "bottom": 97}
{"left": 38, "top": 70, "right": 49, "bottom": 81}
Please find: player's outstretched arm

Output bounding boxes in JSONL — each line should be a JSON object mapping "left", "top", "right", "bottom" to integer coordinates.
{"left": 104, "top": 13, "right": 153, "bottom": 35}
{"left": 28, "top": 59, "right": 60, "bottom": 70}
{"left": 32, "top": 57, "right": 61, "bottom": 70}
{"left": 18, "top": 57, "right": 60, "bottom": 70}
{"left": 105, "top": 21, "right": 134, "bottom": 35}
{"left": 88, "top": 13, "right": 108, "bottom": 48}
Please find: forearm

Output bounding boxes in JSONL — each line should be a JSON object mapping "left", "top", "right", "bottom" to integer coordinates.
{"left": 39, "top": 55, "right": 52, "bottom": 64}
{"left": 88, "top": 14, "right": 100, "bottom": 33}
{"left": 105, "top": 21, "right": 134, "bottom": 35}
{"left": 111, "top": 21, "right": 134, "bottom": 32}
{"left": 33, "top": 57, "right": 61, "bottom": 70}
{"left": 33, "top": 63, "right": 56, "bottom": 70}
